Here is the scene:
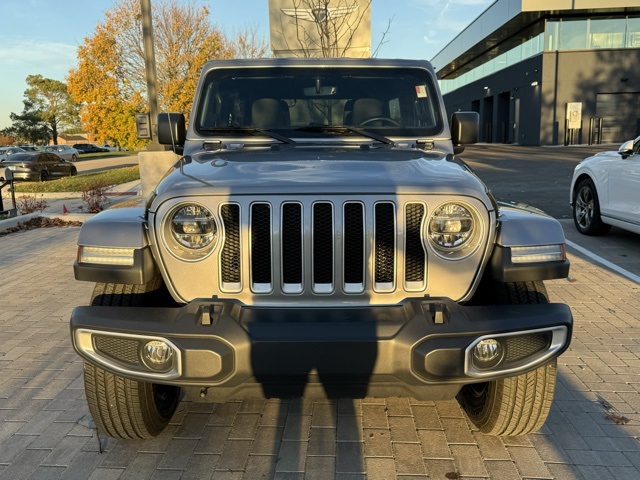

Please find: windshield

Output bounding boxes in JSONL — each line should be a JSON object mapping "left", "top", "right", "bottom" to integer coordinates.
{"left": 194, "top": 67, "right": 443, "bottom": 139}
{"left": 3, "top": 153, "right": 33, "bottom": 162}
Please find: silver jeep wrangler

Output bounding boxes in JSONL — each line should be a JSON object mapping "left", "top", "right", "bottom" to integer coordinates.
{"left": 70, "top": 58, "right": 572, "bottom": 439}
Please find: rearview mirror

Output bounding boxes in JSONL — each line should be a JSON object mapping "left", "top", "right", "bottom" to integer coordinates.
{"left": 451, "top": 111, "right": 479, "bottom": 154}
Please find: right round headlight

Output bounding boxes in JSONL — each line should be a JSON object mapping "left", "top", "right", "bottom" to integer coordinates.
{"left": 428, "top": 202, "right": 481, "bottom": 259}
{"left": 170, "top": 204, "right": 217, "bottom": 250}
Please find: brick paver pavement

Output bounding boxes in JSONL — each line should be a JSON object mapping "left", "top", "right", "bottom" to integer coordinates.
{"left": 1, "top": 227, "right": 639, "bottom": 479}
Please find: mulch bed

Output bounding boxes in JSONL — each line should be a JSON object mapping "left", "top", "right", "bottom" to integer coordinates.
{"left": 0, "top": 217, "right": 83, "bottom": 237}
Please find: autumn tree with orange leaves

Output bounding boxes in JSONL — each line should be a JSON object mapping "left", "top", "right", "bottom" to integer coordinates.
{"left": 68, "top": 0, "right": 268, "bottom": 149}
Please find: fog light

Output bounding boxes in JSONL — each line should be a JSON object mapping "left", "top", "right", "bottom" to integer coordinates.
{"left": 473, "top": 339, "right": 503, "bottom": 369}
{"left": 144, "top": 340, "right": 173, "bottom": 366}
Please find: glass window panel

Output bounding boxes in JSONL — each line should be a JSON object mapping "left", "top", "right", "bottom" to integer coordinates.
{"left": 522, "top": 33, "right": 543, "bottom": 58}
{"left": 506, "top": 44, "right": 522, "bottom": 66}
{"left": 559, "top": 19, "right": 588, "bottom": 50}
{"left": 589, "top": 18, "right": 625, "bottom": 48}
{"left": 627, "top": 17, "right": 640, "bottom": 47}
{"left": 545, "top": 20, "right": 560, "bottom": 50}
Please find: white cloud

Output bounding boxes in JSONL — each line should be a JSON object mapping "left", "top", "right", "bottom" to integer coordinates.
{"left": 0, "top": 37, "right": 76, "bottom": 72}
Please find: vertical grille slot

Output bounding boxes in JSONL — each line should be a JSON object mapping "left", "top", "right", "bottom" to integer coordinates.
{"left": 343, "top": 202, "right": 365, "bottom": 293}
{"left": 313, "top": 202, "right": 334, "bottom": 293}
{"left": 251, "top": 203, "right": 272, "bottom": 292}
{"left": 374, "top": 202, "right": 395, "bottom": 291}
{"left": 220, "top": 204, "right": 241, "bottom": 291}
{"left": 405, "top": 203, "right": 426, "bottom": 291}
{"left": 282, "top": 202, "right": 303, "bottom": 293}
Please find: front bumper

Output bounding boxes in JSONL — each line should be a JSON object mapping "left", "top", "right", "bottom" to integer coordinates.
{"left": 70, "top": 299, "right": 572, "bottom": 401}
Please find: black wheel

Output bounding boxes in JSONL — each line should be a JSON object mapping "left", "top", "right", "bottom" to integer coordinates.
{"left": 573, "top": 178, "right": 611, "bottom": 236}
{"left": 458, "top": 281, "right": 557, "bottom": 436}
{"left": 83, "top": 277, "right": 180, "bottom": 439}
{"left": 39, "top": 170, "right": 49, "bottom": 182}
{"left": 359, "top": 116, "right": 401, "bottom": 127}
{"left": 69, "top": 167, "right": 77, "bottom": 176}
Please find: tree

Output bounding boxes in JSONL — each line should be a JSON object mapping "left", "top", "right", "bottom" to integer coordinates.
{"left": 273, "top": 0, "right": 391, "bottom": 58}
{"left": 68, "top": 0, "right": 267, "bottom": 149}
{"left": 24, "top": 75, "right": 79, "bottom": 144}
{"left": 232, "top": 25, "right": 271, "bottom": 59}
{"left": 0, "top": 100, "right": 51, "bottom": 145}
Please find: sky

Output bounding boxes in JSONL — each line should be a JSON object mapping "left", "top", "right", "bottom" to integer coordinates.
{"left": 0, "top": 0, "right": 494, "bottom": 130}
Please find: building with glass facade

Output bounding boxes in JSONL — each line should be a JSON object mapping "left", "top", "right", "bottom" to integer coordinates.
{"left": 431, "top": 0, "right": 640, "bottom": 145}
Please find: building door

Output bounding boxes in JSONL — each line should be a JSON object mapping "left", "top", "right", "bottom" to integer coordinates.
{"left": 482, "top": 96, "right": 493, "bottom": 143}
{"left": 596, "top": 93, "right": 640, "bottom": 143}
{"left": 513, "top": 98, "right": 520, "bottom": 144}
{"left": 497, "top": 93, "right": 510, "bottom": 143}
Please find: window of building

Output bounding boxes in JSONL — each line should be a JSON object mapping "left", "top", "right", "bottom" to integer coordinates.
{"left": 627, "top": 17, "right": 640, "bottom": 47}
{"left": 589, "top": 18, "right": 625, "bottom": 49}
{"left": 559, "top": 19, "right": 588, "bottom": 50}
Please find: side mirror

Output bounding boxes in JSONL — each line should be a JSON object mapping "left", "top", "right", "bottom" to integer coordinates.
{"left": 618, "top": 139, "right": 634, "bottom": 159}
{"left": 451, "top": 111, "right": 479, "bottom": 155}
{"left": 157, "top": 113, "right": 186, "bottom": 146}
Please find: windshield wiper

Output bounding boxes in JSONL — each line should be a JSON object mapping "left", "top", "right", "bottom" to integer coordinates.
{"left": 199, "top": 126, "right": 296, "bottom": 145}
{"left": 295, "top": 125, "right": 395, "bottom": 146}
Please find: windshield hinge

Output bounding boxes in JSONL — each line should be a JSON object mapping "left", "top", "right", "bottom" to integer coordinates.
{"left": 203, "top": 140, "right": 223, "bottom": 151}
{"left": 416, "top": 139, "right": 434, "bottom": 151}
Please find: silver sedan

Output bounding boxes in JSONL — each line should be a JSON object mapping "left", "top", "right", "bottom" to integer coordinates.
{"left": 42, "top": 145, "right": 80, "bottom": 162}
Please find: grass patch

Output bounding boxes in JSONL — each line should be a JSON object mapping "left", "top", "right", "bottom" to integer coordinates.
{"left": 14, "top": 166, "right": 140, "bottom": 193}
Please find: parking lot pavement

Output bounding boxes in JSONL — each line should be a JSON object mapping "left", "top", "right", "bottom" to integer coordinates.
{"left": 1, "top": 227, "right": 640, "bottom": 480}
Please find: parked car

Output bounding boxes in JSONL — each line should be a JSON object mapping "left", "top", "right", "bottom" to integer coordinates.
{"left": 73, "top": 143, "right": 109, "bottom": 154}
{"left": 1, "top": 152, "right": 77, "bottom": 181}
{"left": 0, "top": 146, "right": 26, "bottom": 160}
{"left": 42, "top": 145, "right": 80, "bottom": 162}
{"left": 570, "top": 136, "right": 640, "bottom": 236}
{"left": 102, "top": 143, "right": 118, "bottom": 152}
{"left": 18, "top": 145, "right": 40, "bottom": 152}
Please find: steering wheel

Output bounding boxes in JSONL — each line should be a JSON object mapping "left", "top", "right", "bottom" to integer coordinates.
{"left": 359, "top": 116, "right": 401, "bottom": 127}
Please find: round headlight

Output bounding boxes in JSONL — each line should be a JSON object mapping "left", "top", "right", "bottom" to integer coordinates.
{"left": 428, "top": 203, "right": 474, "bottom": 251}
{"left": 170, "top": 204, "right": 217, "bottom": 249}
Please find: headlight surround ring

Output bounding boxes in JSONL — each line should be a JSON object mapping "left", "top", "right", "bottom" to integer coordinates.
{"left": 427, "top": 202, "right": 482, "bottom": 260}
{"left": 164, "top": 203, "right": 219, "bottom": 261}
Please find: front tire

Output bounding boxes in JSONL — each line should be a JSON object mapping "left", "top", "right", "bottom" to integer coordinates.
{"left": 83, "top": 277, "right": 180, "bottom": 439}
{"left": 458, "top": 281, "right": 558, "bottom": 436}
{"left": 573, "top": 178, "right": 611, "bottom": 235}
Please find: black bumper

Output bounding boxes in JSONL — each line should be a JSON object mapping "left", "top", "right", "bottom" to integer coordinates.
{"left": 70, "top": 299, "right": 572, "bottom": 401}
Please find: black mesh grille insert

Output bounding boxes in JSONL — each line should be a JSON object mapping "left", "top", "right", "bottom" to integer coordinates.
{"left": 251, "top": 203, "right": 271, "bottom": 284}
{"left": 94, "top": 336, "right": 139, "bottom": 364}
{"left": 313, "top": 202, "right": 333, "bottom": 284}
{"left": 375, "top": 203, "right": 395, "bottom": 284}
{"left": 221, "top": 204, "right": 241, "bottom": 284}
{"left": 405, "top": 203, "right": 425, "bottom": 283}
{"left": 282, "top": 203, "right": 303, "bottom": 284}
{"left": 505, "top": 333, "right": 551, "bottom": 362}
{"left": 344, "top": 203, "right": 364, "bottom": 284}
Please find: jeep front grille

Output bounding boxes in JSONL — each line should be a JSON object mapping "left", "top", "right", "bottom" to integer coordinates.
{"left": 219, "top": 199, "right": 428, "bottom": 296}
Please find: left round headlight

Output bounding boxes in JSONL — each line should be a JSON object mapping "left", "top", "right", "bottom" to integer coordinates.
{"left": 428, "top": 202, "right": 477, "bottom": 255}
{"left": 170, "top": 204, "right": 217, "bottom": 250}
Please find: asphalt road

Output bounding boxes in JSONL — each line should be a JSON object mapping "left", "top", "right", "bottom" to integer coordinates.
{"left": 459, "top": 143, "right": 612, "bottom": 220}
{"left": 74, "top": 154, "right": 138, "bottom": 175}
{"left": 460, "top": 143, "right": 640, "bottom": 280}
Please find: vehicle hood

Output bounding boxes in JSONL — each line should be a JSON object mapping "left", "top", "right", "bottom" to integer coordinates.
{"left": 152, "top": 147, "right": 491, "bottom": 206}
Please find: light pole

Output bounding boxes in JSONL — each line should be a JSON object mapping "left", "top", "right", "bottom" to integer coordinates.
{"left": 140, "top": 0, "right": 162, "bottom": 150}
